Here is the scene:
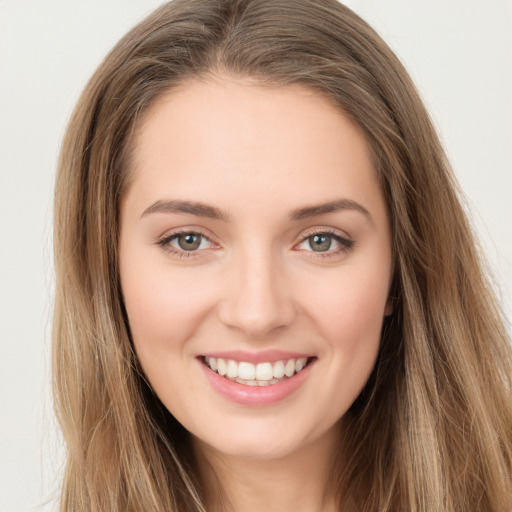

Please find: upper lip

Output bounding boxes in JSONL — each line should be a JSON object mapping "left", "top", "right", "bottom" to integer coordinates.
{"left": 198, "top": 350, "right": 314, "bottom": 365}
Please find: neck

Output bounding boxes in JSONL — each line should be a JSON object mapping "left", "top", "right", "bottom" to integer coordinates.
{"left": 193, "top": 425, "right": 341, "bottom": 512}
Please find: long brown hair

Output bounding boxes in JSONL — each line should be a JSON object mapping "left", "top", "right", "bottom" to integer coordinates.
{"left": 53, "top": 1, "right": 512, "bottom": 510}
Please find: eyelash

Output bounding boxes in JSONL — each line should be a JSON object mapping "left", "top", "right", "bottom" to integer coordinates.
{"left": 157, "top": 229, "right": 215, "bottom": 258}
{"left": 296, "top": 229, "right": 355, "bottom": 258}
{"left": 156, "top": 228, "right": 354, "bottom": 259}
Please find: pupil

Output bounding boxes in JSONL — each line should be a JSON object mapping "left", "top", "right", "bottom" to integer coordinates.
{"left": 178, "top": 234, "right": 201, "bottom": 250}
{"left": 310, "top": 234, "right": 331, "bottom": 252}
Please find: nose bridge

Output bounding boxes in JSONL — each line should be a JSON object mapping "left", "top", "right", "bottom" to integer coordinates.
{"left": 219, "top": 241, "right": 295, "bottom": 337}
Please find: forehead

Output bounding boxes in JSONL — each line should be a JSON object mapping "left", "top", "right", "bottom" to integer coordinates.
{"left": 125, "top": 77, "right": 386, "bottom": 223}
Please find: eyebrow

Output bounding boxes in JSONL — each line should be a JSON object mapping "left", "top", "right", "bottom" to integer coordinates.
{"left": 141, "top": 199, "right": 228, "bottom": 220}
{"left": 289, "top": 199, "right": 374, "bottom": 225}
{"left": 141, "top": 197, "right": 373, "bottom": 224}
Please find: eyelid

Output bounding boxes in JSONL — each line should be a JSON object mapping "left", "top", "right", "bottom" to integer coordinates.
{"left": 155, "top": 226, "right": 354, "bottom": 259}
{"left": 294, "top": 227, "right": 355, "bottom": 256}
{"left": 298, "top": 226, "right": 352, "bottom": 240}
{"left": 156, "top": 227, "right": 220, "bottom": 256}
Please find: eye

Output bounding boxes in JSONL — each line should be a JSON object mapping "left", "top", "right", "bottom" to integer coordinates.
{"left": 304, "top": 234, "right": 333, "bottom": 252}
{"left": 295, "top": 230, "right": 354, "bottom": 255}
{"left": 171, "top": 233, "right": 209, "bottom": 251}
{"left": 157, "top": 230, "right": 216, "bottom": 255}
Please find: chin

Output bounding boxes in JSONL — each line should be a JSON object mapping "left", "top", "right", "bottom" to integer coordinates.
{"left": 190, "top": 412, "right": 335, "bottom": 463}
{"left": 199, "top": 433, "right": 302, "bottom": 461}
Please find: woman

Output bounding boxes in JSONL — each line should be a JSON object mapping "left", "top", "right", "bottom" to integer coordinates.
{"left": 52, "top": 0, "right": 512, "bottom": 510}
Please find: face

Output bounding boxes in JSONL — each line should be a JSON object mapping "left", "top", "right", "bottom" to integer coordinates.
{"left": 119, "top": 77, "right": 393, "bottom": 462}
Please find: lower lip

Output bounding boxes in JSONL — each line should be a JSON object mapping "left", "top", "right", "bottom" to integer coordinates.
{"left": 199, "top": 359, "right": 315, "bottom": 406}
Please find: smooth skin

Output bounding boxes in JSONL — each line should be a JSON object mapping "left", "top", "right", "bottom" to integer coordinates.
{"left": 119, "top": 76, "right": 393, "bottom": 511}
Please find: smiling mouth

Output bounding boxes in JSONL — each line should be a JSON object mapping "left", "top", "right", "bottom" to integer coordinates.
{"left": 201, "top": 356, "right": 315, "bottom": 387}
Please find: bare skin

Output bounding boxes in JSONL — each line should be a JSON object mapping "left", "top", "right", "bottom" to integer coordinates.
{"left": 194, "top": 418, "right": 342, "bottom": 512}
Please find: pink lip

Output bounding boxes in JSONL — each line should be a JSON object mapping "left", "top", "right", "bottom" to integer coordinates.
{"left": 198, "top": 356, "right": 316, "bottom": 407}
{"left": 199, "top": 350, "right": 312, "bottom": 364}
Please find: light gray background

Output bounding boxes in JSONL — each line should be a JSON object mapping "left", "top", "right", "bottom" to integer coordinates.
{"left": 1, "top": 1, "right": 510, "bottom": 511}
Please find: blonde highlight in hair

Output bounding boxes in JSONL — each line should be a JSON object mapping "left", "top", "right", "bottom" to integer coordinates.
{"left": 53, "top": 1, "right": 512, "bottom": 510}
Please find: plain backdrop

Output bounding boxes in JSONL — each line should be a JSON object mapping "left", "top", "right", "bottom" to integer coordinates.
{"left": 1, "top": 1, "right": 510, "bottom": 511}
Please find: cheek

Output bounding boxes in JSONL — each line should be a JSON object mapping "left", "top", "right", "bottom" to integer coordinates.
{"left": 306, "top": 264, "right": 390, "bottom": 414}
{"left": 122, "top": 268, "right": 208, "bottom": 344}
{"left": 119, "top": 262, "right": 210, "bottom": 402}
{"left": 300, "top": 262, "right": 391, "bottom": 353}
{"left": 119, "top": 245, "right": 224, "bottom": 372}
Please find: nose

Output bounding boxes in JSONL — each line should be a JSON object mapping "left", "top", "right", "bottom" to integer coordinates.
{"left": 218, "top": 247, "right": 296, "bottom": 338}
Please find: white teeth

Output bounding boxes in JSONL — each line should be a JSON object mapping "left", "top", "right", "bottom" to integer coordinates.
{"left": 217, "top": 358, "right": 227, "bottom": 376}
{"left": 295, "top": 358, "right": 307, "bottom": 372}
{"left": 272, "top": 360, "right": 285, "bottom": 378}
{"left": 256, "top": 362, "right": 273, "bottom": 380}
{"left": 238, "top": 361, "right": 256, "bottom": 380}
{"left": 226, "top": 360, "right": 238, "bottom": 379}
{"left": 284, "top": 359, "right": 296, "bottom": 377}
{"left": 204, "top": 356, "right": 311, "bottom": 385}
{"left": 235, "top": 378, "right": 258, "bottom": 386}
